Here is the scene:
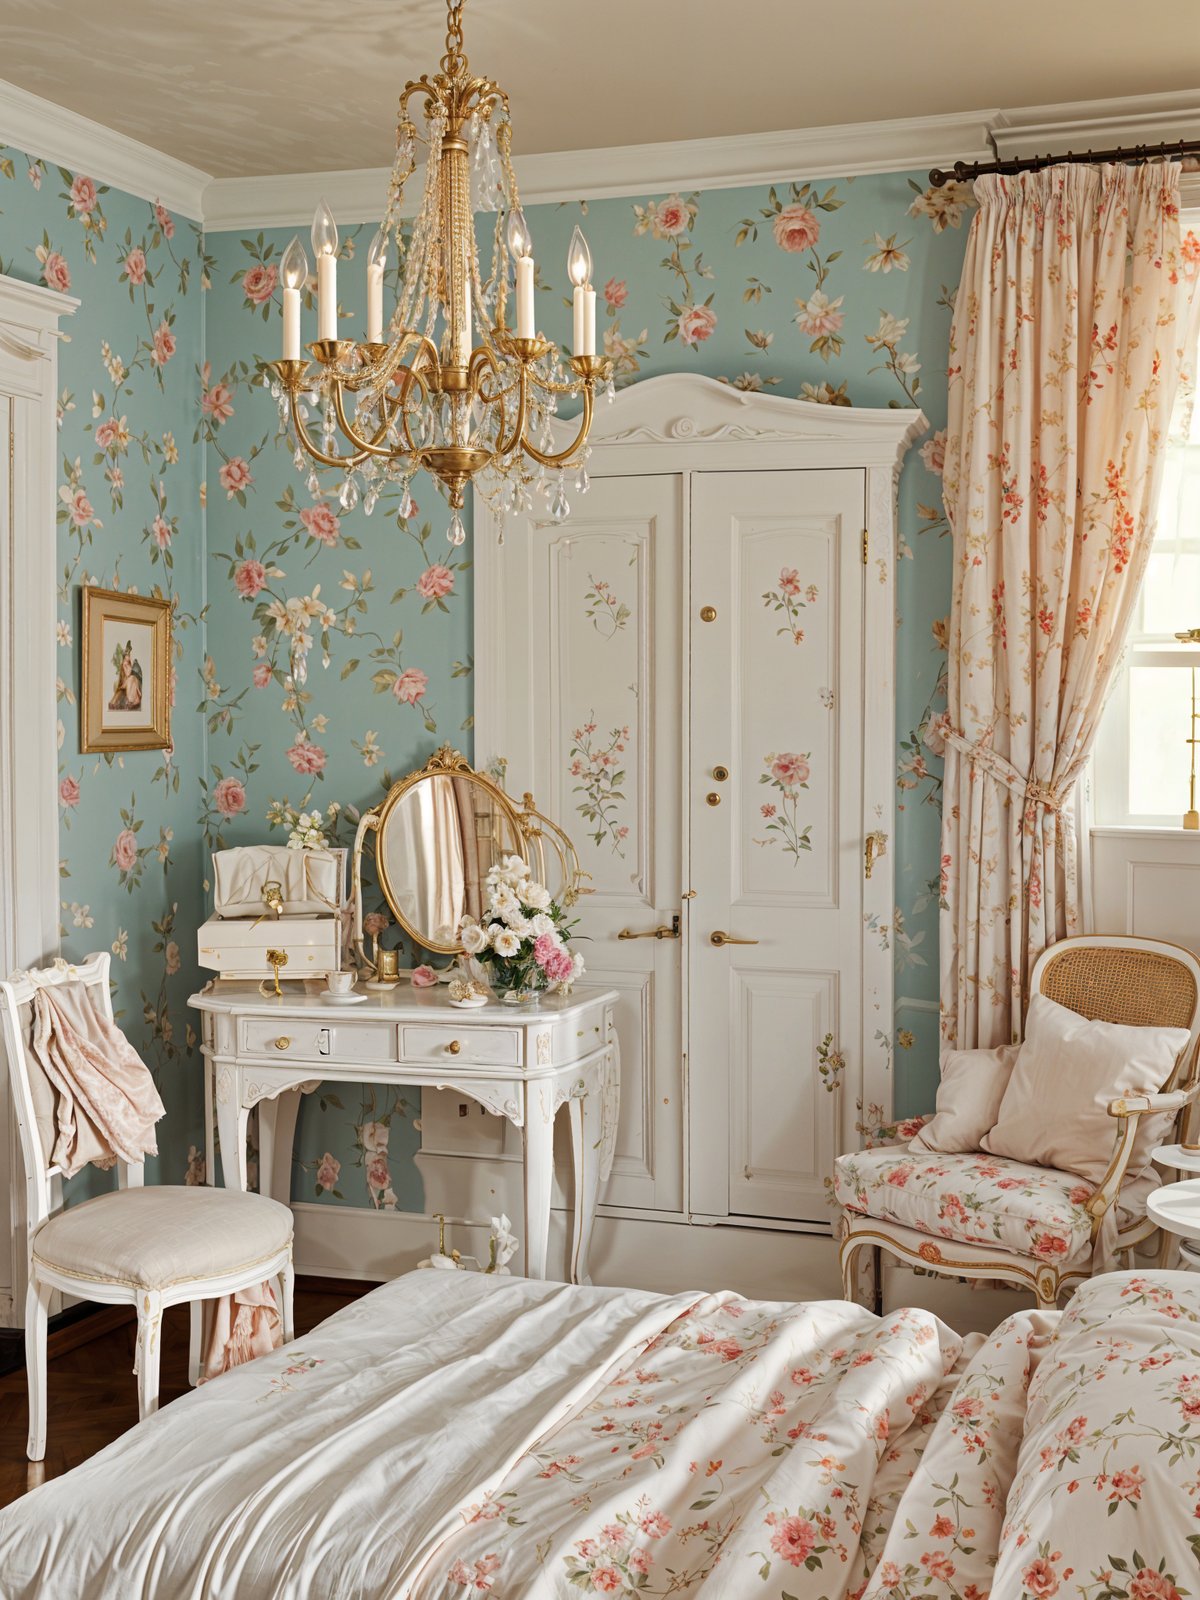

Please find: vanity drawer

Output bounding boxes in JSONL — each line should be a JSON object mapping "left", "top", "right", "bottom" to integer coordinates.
{"left": 239, "top": 1018, "right": 397, "bottom": 1062}
{"left": 399, "top": 1023, "right": 521, "bottom": 1067}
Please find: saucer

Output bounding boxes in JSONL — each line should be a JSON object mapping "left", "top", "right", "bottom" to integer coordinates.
{"left": 363, "top": 979, "right": 400, "bottom": 992}
{"left": 319, "top": 990, "right": 369, "bottom": 1004}
{"left": 449, "top": 994, "right": 489, "bottom": 1009}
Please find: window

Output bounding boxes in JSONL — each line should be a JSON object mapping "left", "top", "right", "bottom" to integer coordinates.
{"left": 1093, "top": 221, "right": 1200, "bottom": 828}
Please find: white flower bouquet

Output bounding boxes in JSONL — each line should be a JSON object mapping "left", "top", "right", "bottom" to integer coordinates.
{"left": 459, "top": 854, "right": 584, "bottom": 1001}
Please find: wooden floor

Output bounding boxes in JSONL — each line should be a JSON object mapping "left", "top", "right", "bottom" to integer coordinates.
{"left": 0, "top": 1279, "right": 370, "bottom": 1510}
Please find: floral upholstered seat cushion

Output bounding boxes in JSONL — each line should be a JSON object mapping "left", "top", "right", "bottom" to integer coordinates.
{"left": 833, "top": 1147, "right": 1154, "bottom": 1268}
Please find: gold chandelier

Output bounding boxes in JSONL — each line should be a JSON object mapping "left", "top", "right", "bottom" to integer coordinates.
{"left": 265, "top": 0, "right": 613, "bottom": 547}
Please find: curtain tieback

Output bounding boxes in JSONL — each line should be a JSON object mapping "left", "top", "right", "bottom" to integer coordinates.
{"left": 942, "top": 728, "right": 1069, "bottom": 813}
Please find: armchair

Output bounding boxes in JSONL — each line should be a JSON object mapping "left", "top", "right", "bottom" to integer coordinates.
{"left": 838, "top": 936, "right": 1200, "bottom": 1311}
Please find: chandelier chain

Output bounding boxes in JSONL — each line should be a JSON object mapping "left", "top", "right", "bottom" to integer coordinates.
{"left": 441, "top": 0, "right": 467, "bottom": 75}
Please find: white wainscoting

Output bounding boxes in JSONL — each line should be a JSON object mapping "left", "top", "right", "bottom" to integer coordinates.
{"left": 1089, "top": 828, "right": 1200, "bottom": 953}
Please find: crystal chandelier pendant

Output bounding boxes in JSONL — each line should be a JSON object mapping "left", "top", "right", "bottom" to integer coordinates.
{"left": 262, "top": 0, "right": 613, "bottom": 544}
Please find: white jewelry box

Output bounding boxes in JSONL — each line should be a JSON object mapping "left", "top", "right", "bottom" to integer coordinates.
{"left": 197, "top": 845, "right": 348, "bottom": 981}
{"left": 196, "top": 913, "right": 343, "bottom": 981}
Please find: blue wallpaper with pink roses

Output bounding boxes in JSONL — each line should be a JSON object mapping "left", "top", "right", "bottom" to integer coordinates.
{"left": 0, "top": 144, "right": 209, "bottom": 1200}
{"left": 2, "top": 135, "right": 973, "bottom": 1219}
{"left": 201, "top": 170, "right": 974, "bottom": 1212}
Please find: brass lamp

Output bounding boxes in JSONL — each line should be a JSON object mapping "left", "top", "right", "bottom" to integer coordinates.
{"left": 263, "top": 0, "right": 612, "bottom": 548}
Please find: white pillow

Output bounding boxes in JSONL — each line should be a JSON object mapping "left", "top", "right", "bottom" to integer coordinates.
{"left": 910, "top": 1044, "right": 1020, "bottom": 1154}
{"left": 981, "top": 992, "right": 1189, "bottom": 1185}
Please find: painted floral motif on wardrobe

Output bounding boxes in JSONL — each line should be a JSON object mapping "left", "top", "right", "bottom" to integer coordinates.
{"left": 0, "top": 142, "right": 207, "bottom": 1199}
{"left": 199, "top": 169, "right": 970, "bottom": 1209}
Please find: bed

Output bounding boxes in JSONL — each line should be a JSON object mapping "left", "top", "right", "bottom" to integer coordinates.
{"left": 0, "top": 1269, "right": 1196, "bottom": 1598}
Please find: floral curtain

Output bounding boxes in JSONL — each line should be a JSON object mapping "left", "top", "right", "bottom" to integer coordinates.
{"left": 933, "top": 162, "right": 1200, "bottom": 1049}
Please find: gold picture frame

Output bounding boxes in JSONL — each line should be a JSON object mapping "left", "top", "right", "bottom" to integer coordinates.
{"left": 80, "top": 586, "right": 172, "bottom": 753}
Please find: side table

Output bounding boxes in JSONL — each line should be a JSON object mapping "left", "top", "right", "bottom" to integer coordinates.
{"left": 1147, "top": 1143, "right": 1200, "bottom": 1271}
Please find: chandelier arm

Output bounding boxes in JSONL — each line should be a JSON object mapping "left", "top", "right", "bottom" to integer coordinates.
{"left": 519, "top": 383, "right": 594, "bottom": 469}
{"left": 495, "top": 363, "right": 530, "bottom": 459}
{"left": 330, "top": 384, "right": 407, "bottom": 460}
{"left": 286, "top": 391, "right": 370, "bottom": 471}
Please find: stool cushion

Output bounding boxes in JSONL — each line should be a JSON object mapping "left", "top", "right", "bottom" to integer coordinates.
{"left": 834, "top": 1147, "right": 1155, "bottom": 1268}
{"left": 31, "top": 1186, "right": 292, "bottom": 1291}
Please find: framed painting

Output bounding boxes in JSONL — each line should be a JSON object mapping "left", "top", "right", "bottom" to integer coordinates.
{"left": 80, "top": 586, "right": 172, "bottom": 753}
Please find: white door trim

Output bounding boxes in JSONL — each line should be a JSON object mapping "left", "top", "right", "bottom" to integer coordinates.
{"left": 475, "top": 373, "right": 924, "bottom": 1197}
{"left": 0, "top": 271, "right": 76, "bottom": 1325}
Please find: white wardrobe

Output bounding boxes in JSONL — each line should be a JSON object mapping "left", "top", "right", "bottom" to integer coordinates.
{"left": 476, "top": 374, "right": 921, "bottom": 1241}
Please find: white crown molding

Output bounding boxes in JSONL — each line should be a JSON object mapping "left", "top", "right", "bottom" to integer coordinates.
{"left": 991, "top": 88, "right": 1200, "bottom": 158}
{"left": 201, "top": 110, "right": 998, "bottom": 232}
{"left": 0, "top": 77, "right": 209, "bottom": 219}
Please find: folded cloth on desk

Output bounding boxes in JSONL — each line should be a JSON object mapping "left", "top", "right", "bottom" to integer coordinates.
{"left": 211, "top": 845, "right": 343, "bottom": 919}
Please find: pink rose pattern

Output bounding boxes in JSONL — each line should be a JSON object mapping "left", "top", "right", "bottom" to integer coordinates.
{"left": 7, "top": 138, "right": 967, "bottom": 1208}
{"left": 408, "top": 1273, "right": 1197, "bottom": 1598}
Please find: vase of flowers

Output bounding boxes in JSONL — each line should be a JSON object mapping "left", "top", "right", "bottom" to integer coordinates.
{"left": 459, "top": 854, "right": 584, "bottom": 1003}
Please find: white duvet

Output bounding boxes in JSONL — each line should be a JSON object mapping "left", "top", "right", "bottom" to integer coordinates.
{"left": 2, "top": 1269, "right": 1197, "bottom": 1598}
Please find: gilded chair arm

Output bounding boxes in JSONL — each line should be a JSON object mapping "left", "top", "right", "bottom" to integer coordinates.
{"left": 1086, "top": 1082, "right": 1200, "bottom": 1226}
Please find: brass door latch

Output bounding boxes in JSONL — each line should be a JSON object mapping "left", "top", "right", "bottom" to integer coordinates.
{"left": 618, "top": 915, "right": 681, "bottom": 940}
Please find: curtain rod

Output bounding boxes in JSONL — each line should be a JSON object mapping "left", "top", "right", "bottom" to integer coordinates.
{"left": 929, "top": 136, "right": 1200, "bottom": 188}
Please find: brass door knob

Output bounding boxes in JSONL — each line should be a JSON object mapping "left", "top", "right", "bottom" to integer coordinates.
{"left": 712, "top": 765, "right": 729, "bottom": 782}
{"left": 274, "top": 1036, "right": 291, "bottom": 1050}
{"left": 447, "top": 1039, "right": 462, "bottom": 1055}
{"left": 706, "top": 792, "right": 721, "bottom": 806}
{"left": 700, "top": 605, "right": 717, "bottom": 622}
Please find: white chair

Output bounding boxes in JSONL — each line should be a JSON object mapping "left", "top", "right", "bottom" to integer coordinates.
{"left": 0, "top": 952, "right": 295, "bottom": 1460}
{"left": 838, "top": 935, "right": 1200, "bottom": 1311}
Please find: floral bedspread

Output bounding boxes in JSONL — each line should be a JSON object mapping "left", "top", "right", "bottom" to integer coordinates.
{"left": 409, "top": 1293, "right": 977, "bottom": 1597}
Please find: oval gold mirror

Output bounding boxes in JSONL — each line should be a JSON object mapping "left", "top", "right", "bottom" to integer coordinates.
{"left": 354, "top": 747, "right": 528, "bottom": 957}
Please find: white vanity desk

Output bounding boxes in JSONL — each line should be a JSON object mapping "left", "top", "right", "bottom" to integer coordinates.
{"left": 191, "top": 981, "right": 619, "bottom": 1284}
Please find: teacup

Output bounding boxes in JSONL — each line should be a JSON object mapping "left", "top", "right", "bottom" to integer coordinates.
{"left": 327, "top": 970, "right": 356, "bottom": 995}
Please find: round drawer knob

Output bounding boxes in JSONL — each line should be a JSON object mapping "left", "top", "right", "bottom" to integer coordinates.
{"left": 447, "top": 1039, "right": 462, "bottom": 1055}
{"left": 274, "top": 1036, "right": 291, "bottom": 1051}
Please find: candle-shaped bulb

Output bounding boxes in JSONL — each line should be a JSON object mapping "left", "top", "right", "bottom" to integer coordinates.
{"left": 506, "top": 205, "right": 532, "bottom": 261}
{"left": 311, "top": 198, "right": 338, "bottom": 258}
{"left": 367, "top": 226, "right": 389, "bottom": 272}
{"left": 281, "top": 235, "right": 308, "bottom": 291}
{"left": 567, "top": 225, "right": 592, "bottom": 288}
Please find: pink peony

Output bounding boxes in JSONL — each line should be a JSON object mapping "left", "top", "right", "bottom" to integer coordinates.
{"left": 287, "top": 739, "right": 327, "bottom": 775}
{"left": 95, "top": 418, "right": 121, "bottom": 451}
{"left": 678, "top": 303, "right": 717, "bottom": 346}
{"left": 70, "top": 175, "right": 98, "bottom": 214}
{"left": 151, "top": 320, "right": 176, "bottom": 366}
{"left": 151, "top": 514, "right": 172, "bottom": 548}
{"left": 219, "top": 457, "right": 254, "bottom": 498}
{"left": 651, "top": 196, "right": 691, "bottom": 236}
{"left": 122, "top": 246, "right": 147, "bottom": 285}
{"left": 300, "top": 502, "right": 340, "bottom": 546}
{"left": 242, "top": 263, "right": 278, "bottom": 305}
{"left": 113, "top": 829, "right": 139, "bottom": 872}
{"left": 1031, "top": 1231, "right": 1069, "bottom": 1262}
{"left": 416, "top": 564, "right": 454, "bottom": 600}
{"left": 67, "top": 488, "right": 95, "bottom": 528}
{"left": 411, "top": 965, "right": 437, "bottom": 988}
{"left": 154, "top": 201, "right": 175, "bottom": 239}
{"left": 603, "top": 277, "right": 627, "bottom": 309}
{"left": 315, "top": 1152, "right": 340, "bottom": 1190}
{"left": 202, "top": 382, "right": 234, "bottom": 424}
{"left": 366, "top": 1152, "right": 390, "bottom": 1192}
{"left": 213, "top": 776, "right": 246, "bottom": 818}
{"left": 1128, "top": 1573, "right": 1182, "bottom": 1600}
{"left": 590, "top": 1570, "right": 622, "bottom": 1594}
{"left": 773, "top": 204, "right": 821, "bottom": 253}
{"left": 42, "top": 251, "right": 71, "bottom": 293}
{"left": 771, "top": 752, "right": 810, "bottom": 789}
{"left": 58, "top": 775, "right": 80, "bottom": 808}
{"left": 235, "top": 558, "right": 267, "bottom": 598}
{"left": 392, "top": 667, "right": 429, "bottom": 705}
{"left": 768, "top": 1514, "right": 816, "bottom": 1567}
{"left": 1023, "top": 1558, "right": 1061, "bottom": 1598}
{"left": 639, "top": 1511, "right": 670, "bottom": 1538}
{"left": 252, "top": 661, "right": 272, "bottom": 688}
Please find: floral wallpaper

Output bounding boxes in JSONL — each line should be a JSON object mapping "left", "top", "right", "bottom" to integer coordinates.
{"left": 202, "top": 168, "right": 974, "bottom": 1212}
{"left": 0, "top": 142, "right": 209, "bottom": 1200}
{"left": 1, "top": 135, "right": 972, "bottom": 1220}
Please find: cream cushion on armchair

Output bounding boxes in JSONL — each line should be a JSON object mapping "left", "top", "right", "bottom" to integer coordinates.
{"left": 32, "top": 1186, "right": 293, "bottom": 1291}
{"left": 833, "top": 1147, "right": 1156, "bottom": 1270}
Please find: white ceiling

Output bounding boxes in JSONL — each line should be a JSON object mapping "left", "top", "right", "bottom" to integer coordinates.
{"left": 0, "top": 0, "right": 1198, "bottom": 180}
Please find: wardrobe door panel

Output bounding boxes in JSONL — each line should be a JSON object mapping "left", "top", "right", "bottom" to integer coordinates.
{"left": 478, "top": 474, "right": 684, "bottom": 1213}
{"left": 689, "top": 469, "right": 865, "bottom": 1224}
